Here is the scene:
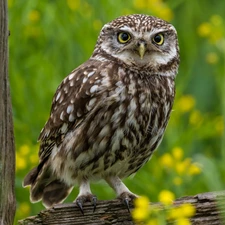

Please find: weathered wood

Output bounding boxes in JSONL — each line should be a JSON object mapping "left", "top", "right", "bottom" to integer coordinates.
{"left": 18, "top": 191, "right": 225, "bottom": 225}
{"left": 0, "top": 0, "right": 16, "bottom": 225}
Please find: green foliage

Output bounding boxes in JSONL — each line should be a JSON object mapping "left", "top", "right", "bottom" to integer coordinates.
{"left": 8, "top": 0, "right": 225, "bottom": 223}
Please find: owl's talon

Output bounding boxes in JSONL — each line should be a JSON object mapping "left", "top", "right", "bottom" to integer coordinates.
{"left": 92, "top": 196, "right": 97, "bottom": 212}
{"left": 75, "top": 193, "right": 97, "bottom": 214}
{"left": 123, "top": 198, "right": 131, "bottom": 213}
{"left": 76, "top": 199, "right": 84, "bottom": 215}
{"left": 118, "top": 191, "right": 138, "bottom": 213}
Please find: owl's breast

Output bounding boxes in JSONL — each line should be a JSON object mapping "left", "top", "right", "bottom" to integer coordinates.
{"left": 106, "top": 74, "right": 175, "bottom": 176}
{"left": 51, "top": 72, "right": 175, "bottom": 182}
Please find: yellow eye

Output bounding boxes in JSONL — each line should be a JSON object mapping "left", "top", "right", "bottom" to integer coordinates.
{"left": 153, "top": 33, "right": 164, "bottom": 45}
{"left": 117, "top": 32, "right": 131, "bottom": 44}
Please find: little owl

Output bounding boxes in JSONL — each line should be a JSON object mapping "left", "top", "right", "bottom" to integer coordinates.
{"left": 24, "top": 14, "right": 180, "bottom": 212}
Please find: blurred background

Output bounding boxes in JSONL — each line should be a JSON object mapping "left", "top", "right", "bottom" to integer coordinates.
{"left": 8, "top": 0, "right": 225, "bottom": 223}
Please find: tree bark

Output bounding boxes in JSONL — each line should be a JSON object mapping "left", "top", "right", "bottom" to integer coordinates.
{"left": 0, "top": 0, "right": 16, "bottom": 225}
{"left": 18, "top": 191, "right": 225, "bottom": 225}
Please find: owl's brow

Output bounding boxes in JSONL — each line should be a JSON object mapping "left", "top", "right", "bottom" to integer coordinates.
{"left": 117, "top": 26, "right": 133, "bottom": 33}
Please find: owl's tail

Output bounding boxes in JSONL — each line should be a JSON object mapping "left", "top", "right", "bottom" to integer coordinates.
{"left": 23, "top": 162, "right": 73, "bottom": 208}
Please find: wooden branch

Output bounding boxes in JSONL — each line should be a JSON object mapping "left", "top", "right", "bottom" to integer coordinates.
{"left": 0, "top": 0, "right": 16, "bottom": 224}
{"left": 18, "top": 191, "right": 225, "bottom": 225}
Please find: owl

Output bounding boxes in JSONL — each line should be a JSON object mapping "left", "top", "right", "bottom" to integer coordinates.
{"left": 23, "top": 14, "right": 180, "bottom": 213}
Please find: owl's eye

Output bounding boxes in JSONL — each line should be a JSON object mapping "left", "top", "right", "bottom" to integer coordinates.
{"left": 117, "top": 32, "right": 131, "bottom": 44}
{"left": 153, "top": 33, "right": 164, "bottom": 45}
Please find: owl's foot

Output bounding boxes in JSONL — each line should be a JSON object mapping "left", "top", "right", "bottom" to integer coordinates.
{"left": 118, "top": 192, "right": 138, "bottom": 213}
{"left": 105, "top": 176, "right": 138, "bottom": 213}
{"left": 75, "top": 194, "right": 97, "bottom": 215}
{"left": 75, "top": 179, "right": 96, "bottom": 214}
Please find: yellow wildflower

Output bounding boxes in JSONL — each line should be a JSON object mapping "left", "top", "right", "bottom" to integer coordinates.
{"left": 177, "top": 158, "right": 192, "bottom": 175}
{"left": 160, "top": 153, "right": 173, "bottom": 168}
{"left": 198, "top": 22, "right": 212, "bottom": 37}
{"left": 19, "top": 202, "right": 31, "bottom": 216}
{"left": 16, "top": 202, "right": 31, "bottom": 220}
{"left": 188, "top": 163, "right": 201, "bottom": 175}
{"left": 132, "top": 208, "right": 149, "bottom": 221}
{"left": 67, "top": 0, "right": 80, "bottom": 11}
{"left": 177, "top": 95, "right": 195, "bottom": 113}
{"left": 132, "top": 196, "right": 150, "bottom": 220}
{"left": 175, "top": 162, "right": 185, "bottom": 175}
{"left": 19, "top": 144, "right": 30, "bottom": 156}
{"left": 172, "top": 147, "right": 183, "bottom": 161}
{"left": 169, "top": 206, "right": 180, "bottom": 219}
{"left": 175, "top": 163, "right": 184, "bottom": 175}
{"left": 198, "top": 14, "right": 224, "bottom": 44}
{"left": 179, "top": 203, "right": 196, "bottom": 217}
{"left": 28, "top": 10, "right": 40, "bottom": 23}
{"left": 16, "top": 153, "right": 26, "bottom": 170}
{"left": 158, "top": 7, "right": 173, "bottom": 22}
{"left": 189, "top": 110, "right": 203, "bottom": 126}
{"left": 135, "top": 196, "right": 150, "bottom": 209}
{"left": 158, "top": 190, "right": 175, "bottom": 205}
{"left": 169, "top": 203, "right": 195, "bottom": 220}
{"left": 176, "top": 218, "right": 191, "bottom": 225}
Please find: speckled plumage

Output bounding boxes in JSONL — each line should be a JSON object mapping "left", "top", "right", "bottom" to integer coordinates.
{"left": 23, "top": 14, "right": 180, "bottom": 209}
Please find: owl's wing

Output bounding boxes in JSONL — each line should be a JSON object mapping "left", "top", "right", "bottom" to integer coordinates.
{"left": 38, "top": 59, "right": 113, "bottom": 161}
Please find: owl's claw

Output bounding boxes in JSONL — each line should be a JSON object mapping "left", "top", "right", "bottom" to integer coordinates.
{"left": 75, "top": 194, "right": 97, "bottom": 215}
{"left": 118, "top": 192, "right": 138, "bottom": 213}
{"left": 123, "top": 197, "right": 131, "bottom": 213}
{"left": 92, "top": 195, "right": 97, "bottom": 212}
{"left": 76, "top": 198, "right": 84, "bottom": 215}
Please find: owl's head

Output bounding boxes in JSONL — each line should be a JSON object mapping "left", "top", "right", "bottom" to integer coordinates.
{"left": 92, "top": 14, "right": 180, "bottom": 76}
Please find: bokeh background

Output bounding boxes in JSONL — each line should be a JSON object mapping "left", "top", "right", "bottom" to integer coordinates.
{"left": 8, "top": 0, "right": 225, "bottom": 223}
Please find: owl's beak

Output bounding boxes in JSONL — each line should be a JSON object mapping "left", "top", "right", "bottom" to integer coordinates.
{"left": 137, "top": 42, "right": 146, "bottom": 60}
